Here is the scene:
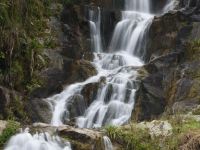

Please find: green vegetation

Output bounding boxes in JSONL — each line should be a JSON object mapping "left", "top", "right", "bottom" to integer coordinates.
{"left": 0, "top": 0, "right": 60, "bottom": 93}
{"left": 105, "top": 116, "right": 200, "bottom": 150}
{"left": 105, "top": 125, "right": 156, "bottom": 150}
{"left": 0, "top": 120, "right": 20, "bottom": 147}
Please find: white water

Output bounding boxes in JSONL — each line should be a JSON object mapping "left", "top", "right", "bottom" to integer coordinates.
{"left": 163, "top": 0, "right": 178, "bottom": 13}
{"left": 103, "top": 136, "right": 113, "bottom": 150}
{"left": 5, "top": 129, "right": 71, "bottom": 150}
{"left": 125, "top": 0, "right": 150, "bottom": 12}
{"left": 89, "top": 7, "right": 103, "bottom": 53}
{"left": 109, "top": 11, "right": 153, "bottom": 56}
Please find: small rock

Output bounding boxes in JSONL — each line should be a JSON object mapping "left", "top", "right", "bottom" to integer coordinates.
{"left": 138, "top": 120, "right": 173, "bottom": 138}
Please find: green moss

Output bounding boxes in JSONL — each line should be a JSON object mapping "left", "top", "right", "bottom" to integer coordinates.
{"left": 0, "top": 120, "right": 20, "bottom": 147}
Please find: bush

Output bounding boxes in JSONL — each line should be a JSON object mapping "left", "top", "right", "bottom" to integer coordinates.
{"left": 0, "top": 120, "right": 20, "bottom": 147}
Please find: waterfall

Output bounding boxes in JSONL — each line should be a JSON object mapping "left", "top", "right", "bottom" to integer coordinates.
{"left": 103, "top": 136, "right": 113, "bottom": 150}
{"left": 5, "top": 129, "right": 71, "bottom": 150}
{"left": 125, "top": 0, "right": 150, "bottom": 12}
{"left": 89, "top": 7, "right": 103, "bottom": 53}
{"left": 45, "top": 0, "right": 176, "bottom": 128}
{"left": 163, "top": 0, "right": 178, "bottom": 13}
{"left": 4, "top": 1, "right": 177, "bottom": 149}
{"left": 109, "top": 11, "right": 153, "bottom": 56}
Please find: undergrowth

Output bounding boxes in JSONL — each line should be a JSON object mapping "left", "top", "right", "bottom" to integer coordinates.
{"left": 0, "top": 0, "right": 58, "bottom": 92}
{"left": 105, "top": 115, "right": 200, "bottom": 150}
{"left": 0, "top": 120, "right": 20, "bottom": 148}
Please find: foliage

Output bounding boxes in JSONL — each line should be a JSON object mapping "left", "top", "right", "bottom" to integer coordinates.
{"left": 0, "top": 0, "right": 55, "bottom": 92}
{"left": 0, "top": 120, "right": 20, "bottom": 147}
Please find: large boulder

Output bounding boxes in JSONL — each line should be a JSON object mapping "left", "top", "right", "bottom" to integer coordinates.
{"left": 31, "top": 123, "right": 106, "bottom": 150}
{"left": 63, "top": 94, "right": 87, "bottom": 124}
{"left": 26, "top": 98, "right": 52, "bottom": 124}
{"left": 81, "top": 82, "right": 100, "bottom": 106}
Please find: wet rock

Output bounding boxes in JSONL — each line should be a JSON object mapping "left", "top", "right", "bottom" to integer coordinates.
{"left": 59, "top": 126, "right": 104, "bottom": 150}
{"left": 69, "top": 60, "right": 97, "bottom": 82}
{"left": 81, "top": 82, "right": 99, "bottom": 106}
{"left": 26, "top": 98, "right": 52, "bottom": 124}
{"left": 63, "top": 94, "right": 87, "bottom": 123}
{"left": 103, "top": 84, "right": 113, "bottom": 104}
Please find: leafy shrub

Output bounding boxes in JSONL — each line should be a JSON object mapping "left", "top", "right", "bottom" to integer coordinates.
{"left": 0, "top": 120, "right": 20, "bottom": 147}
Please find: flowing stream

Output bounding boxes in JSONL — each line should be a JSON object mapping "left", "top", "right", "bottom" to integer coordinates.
{"left": 4, "top": 0, "right": 176, "bottom": 150}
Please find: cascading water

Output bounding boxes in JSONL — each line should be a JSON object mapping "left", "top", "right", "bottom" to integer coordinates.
{"left": 125, "top": 0, "right": 150, "bottom": 12}
{"left": 4, "top": 0, "right": 176, "bottom": 150}
{"left": 76, "top": 0, "right": 153, "bottom": 128}
{"left": 89, "top": 7, "right": 103, "bottom": 53}
{"left": 46, "top": 0, "right": 176, "bottom": 128}
{"left": 5, "top": 129, "right": 71, "bottom": 150}
{"left": 103, "top": 136, "right": 113, "bottom": 150}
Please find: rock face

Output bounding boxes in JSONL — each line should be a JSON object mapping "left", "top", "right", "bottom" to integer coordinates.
{"left": 145, "top": 11, "right": 188, "bottom": 62}
{"left": 27, "top": 3, "right": 97, "bottom": 123}
{"left": 0, "top": 86, "right": 25, "bottom": 121}
{"left": 61, "top": 4, "right": 93, "bottom": 60}
{"left": 134, "top": 8, "right": 200, "bottom": 121}
{"left": 81, "top": 82, "right": 100, "bottom": 106}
